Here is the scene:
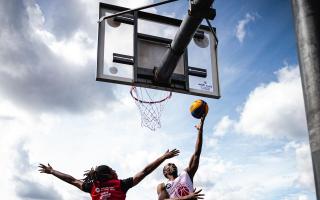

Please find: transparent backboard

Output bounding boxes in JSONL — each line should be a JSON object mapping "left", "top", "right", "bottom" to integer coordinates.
{"left": 97, "top": 3, "right": 220, "bottom": 99}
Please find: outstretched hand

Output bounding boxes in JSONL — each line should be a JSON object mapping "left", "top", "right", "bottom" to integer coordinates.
{"left": 195, "top": 115, "right": 206, "bottom": 131}
{"left": 185, "top": 188, "right": 205, "bottom": 200}
{"left": 38, "top": 163, "right": 53, "bottom": 174}
{"left": 163, "top": 149, "right": 180, "bottom": 159}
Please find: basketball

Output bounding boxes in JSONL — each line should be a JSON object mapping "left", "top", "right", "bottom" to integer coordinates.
{"left": 190, "top": 99, "right": 209, "bottom": 119}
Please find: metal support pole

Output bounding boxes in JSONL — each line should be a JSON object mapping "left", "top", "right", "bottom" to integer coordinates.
{"left": 291, "top": 0, "right": 320, "bottom": 198}
{"left": 155, "top": 0, "right": 214, "bottom": 84}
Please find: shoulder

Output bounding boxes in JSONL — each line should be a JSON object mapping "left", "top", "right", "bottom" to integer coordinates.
{"left": 82, "top": 181, "right": 93, "bottom": 193}
{"left": 182, "top": 169, "right": 194, "bottom": 182}
{"left": 181, "top": 169, "right": 189, "bottom": 176}
{"left": 157, "top": 183, "right": 166, "bottom": 194}
{"left": 120, "top": 177, "right": 134, "bottom": 193}
{"left": 184, "top": 168, "right": 192, "bottom": 177}
{"left": 157, "top": 183, "right": 170, "bottom": 199}
{"left": 157, "top": 182, "right": 165, "bottom": 189}
{"left": 182, "top": 169, "right": 187, "bottom": 174}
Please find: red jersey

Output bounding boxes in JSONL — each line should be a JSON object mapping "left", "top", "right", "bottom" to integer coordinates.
{"left": 83, "top": 178, "right": 133, "bottom": 200}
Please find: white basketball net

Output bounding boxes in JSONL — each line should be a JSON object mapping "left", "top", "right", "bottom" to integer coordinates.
{"left": 130, "top": 86, "right": 172, "bottom": 131}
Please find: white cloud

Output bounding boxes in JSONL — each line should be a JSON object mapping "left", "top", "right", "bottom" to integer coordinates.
{"left": 298, "top": 195, "right": 309, "bottom": 200}
{"left": 196, "top": 156, "right": 238, "bottom": 187}
{"left": 199, "top": 144, "right": 315, "bottom": 200}
{"left": 202, "top": 155, "right": 297, "bottom": 200}
{"left": 210, "top": 65, "right": 307, "bottom": 141}
{"left": 283, "top": 194, "right": 310, "bottom": 200}
{"left": 0, "top": 0, "right": 120, "bottom": 114}
{"left": 25, "top": 0, "right": 95, "bottom": 66}
{"left": 236, "top": 13, "right": 256, "bottom": 43}
{"left": 295, "top": 144, "right": 315, "bottom": 191}
{"left": 206, "top": 64, "right": 314, "bottom": 199}
{"left": 213, "top": 115, "right": 234, "bottom": 137}
{"left": 13, "top": 141, "right": 64, "bottom": 200}
{"left": 235, "top": 65, "right": 308, "bottom": 139}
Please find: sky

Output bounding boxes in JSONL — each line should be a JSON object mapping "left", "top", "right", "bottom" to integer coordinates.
{"left": 0, "top": 0, "right": 316, "bottom": 200}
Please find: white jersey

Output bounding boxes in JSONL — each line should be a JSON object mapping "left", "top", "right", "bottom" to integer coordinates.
{"left": 165, "top": 170, "right": 193, "bottom": 198}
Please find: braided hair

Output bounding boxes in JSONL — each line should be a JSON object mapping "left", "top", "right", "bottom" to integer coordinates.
{"left": 83, "top": 165, "right": 113, "bottom": 183}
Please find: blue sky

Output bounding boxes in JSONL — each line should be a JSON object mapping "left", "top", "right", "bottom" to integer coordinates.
{"left": 0, "top": 0, "right": 316, "bottom": 200}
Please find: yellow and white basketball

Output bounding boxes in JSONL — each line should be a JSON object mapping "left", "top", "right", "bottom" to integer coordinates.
{"left": 190, "top": 99, "right": 209, "bottom": 119}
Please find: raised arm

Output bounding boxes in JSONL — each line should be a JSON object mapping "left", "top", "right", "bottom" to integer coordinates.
{"left": 132, "top": 149, "right": 180, "bottom": 186}
{"left": 186, "top": 116, "right": 206, "bottom": 180}
{"left": 38, "top": 163, "right": 83, "bottom": 190}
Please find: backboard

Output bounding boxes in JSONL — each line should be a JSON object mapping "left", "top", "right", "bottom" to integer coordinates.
{"left": 97, "top": 3, "right": 220, "bottom": 99}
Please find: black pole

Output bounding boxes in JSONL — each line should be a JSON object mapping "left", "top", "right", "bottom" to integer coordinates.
{"left": 291, "top": 0, "right": 320, "bottom": 198}
{"left": 155, "top": 0, "right": 214, "bottom": 84}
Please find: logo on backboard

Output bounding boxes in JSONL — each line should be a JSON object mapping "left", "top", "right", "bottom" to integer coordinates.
{"left": 198, "top": 81, "right": 213, "bottom": 91}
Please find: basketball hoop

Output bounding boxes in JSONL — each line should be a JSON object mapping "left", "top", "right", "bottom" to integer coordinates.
{"left": 130, "top": 86, "right": 172, "bottom": 131}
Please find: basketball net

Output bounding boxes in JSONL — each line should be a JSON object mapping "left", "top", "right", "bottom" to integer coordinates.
{"left": 130, "top": 86, "right": 172, "bottom": 131}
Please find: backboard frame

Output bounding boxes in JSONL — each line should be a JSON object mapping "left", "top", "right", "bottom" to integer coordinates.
{"left": 97, "top": 2, "right": 220, "bottom": 99}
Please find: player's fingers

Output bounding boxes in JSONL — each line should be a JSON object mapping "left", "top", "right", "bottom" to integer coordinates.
{"left": 195, "top": 189, "right": 202, "bottom": 194}
{"left": 171, "top": 149, "right": 179, "bottom": 154}
{"left": 170, "top": 152, "right": 180, "bottom": 158}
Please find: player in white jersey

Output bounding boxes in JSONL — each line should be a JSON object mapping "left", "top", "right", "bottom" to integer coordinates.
{"left": 157, "top": 116, "right": 206, "bottom": 200}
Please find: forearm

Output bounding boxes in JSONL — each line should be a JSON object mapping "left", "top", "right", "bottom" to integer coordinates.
{"left": 194, "top": 130, "right": 203, "bottom": 156}
{"left": 39, "top": 163, "right": 83, "bottom": 190}
{"left": 187, "top": 121, "right": 204, "bottom": 177}
{"left": 134, "top": 154, "right": 167, "bottom": 186}
{"left": 142, "top": 155, "right": 166, "bottom": 175}
{"left": 51, "top": 169, "right": 78, "bottom": 184}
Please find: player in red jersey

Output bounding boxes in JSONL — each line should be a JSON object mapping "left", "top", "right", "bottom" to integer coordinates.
{"left": 39, "top": 149, "right": 179, "bottom": 200}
